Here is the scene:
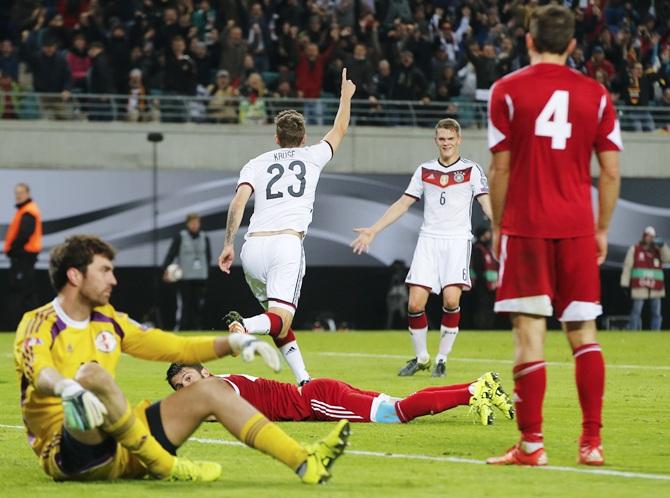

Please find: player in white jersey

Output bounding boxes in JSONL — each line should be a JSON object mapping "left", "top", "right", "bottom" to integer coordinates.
{"left": 218, "top": 69, "right": 356, "bottom": 385}
{"left": 351, "top": 119, "right": 492, "bottom": 377}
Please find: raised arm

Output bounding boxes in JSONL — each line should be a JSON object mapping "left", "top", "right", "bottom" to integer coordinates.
{"left": 351, "top": 194, "right": 417, "bottom": 255}
{"left": 322, "top": 67, "right": 356, "bottom": 153}
{"left": 595, "top": 150, "right": 621, "bottom": 265}
{"left": 219, "top": 184, "right": 253, "bottom": 273}
{"left": 488, "top": 150, "right": 511, "bottom": 258}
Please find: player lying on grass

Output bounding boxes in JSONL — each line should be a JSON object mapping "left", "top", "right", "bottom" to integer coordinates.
{"left": 166, "top": 364, "right": 515, "bottom": 426}
{"left": 13, "top": 235, "right": 349, "bottom": 484}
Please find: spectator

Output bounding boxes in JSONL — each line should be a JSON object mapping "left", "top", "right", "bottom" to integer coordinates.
{"left": 471, "top": 226, "right": 499, "bottom": 330}
{"left": 239, "top": 53, "right": 258, "bottom": 85}
{"left": 469, "top": 42, "right": 498, "bottom": 102}
{"left": 0, "top": 39, "right": 18, "bottom": 81}
{"left": 569, "top": 45, "right": 588, "bottom": 74}
{"left": 272, "top": 77, "right": 297, "bottom": 99}
{"left": 191, "top": 0, "right": 217, "bottom": 42}
{"left": 3, "top": 183, "right": 42, "bottom": 328}
{"left": 126, "top": 68, "right": 149, "bottom": 122}
{"left": 586, "top": 46, "right": 615, "bottom": 83}
{"left": 296, "top": 32, "right": 336, "bottom": 124}
{"left": 162, "top": 213, "right": 212, "bottom": 331}
{"left": 346, "top": 43, "right": 374, "bottom": 98}
{"left": 247, "top": 11, "right": 270, "bottom": 72}
{"left": 219, "top": 24, "right": 248, "bottom": 84}
{"left": 0, "top": 71, "right": 20, "bottom": 119}
{"left": 66, "top": 33, "right": 90, "bottom": 93}
{"left": 658, "top": 88, "right": 670, "bottom": 131}
{"left": 155, "top": 6, "right": 182, "bottom": 52}
{"left": 207, "top": 69, "right": 238, "bottom": 123}
{"left": 87, "top": 41, "right": 115, "bottom": 121}
{"left": 390, "top": 50, "right": 428, "bottom": 102}
{"left": 383, "top": 0, "right": 412, "bottom": 30}
{"left": 21, "top": 34, "right": 72, "bottom": 120}
{"left": 621, "top": 62, "right": 656, "bottom": 131}
{"left": 190, "top": 39, "right": 212, "bottom": 88}
{"left": 164, "top": 35, "right": 197, "bottom": 121}
{"left": 372, "top": 59, "right": 393, "bottom": 100}
{"left": 238, "top": 72, "right": 267, "bottom": 124}
{"left": 108, "top": 23, "right": 131, "bottom": 94}
{"left": 433, "top": 20, "right": 460, "bottom": 63}
{"left": 620, "top": 226, "right": 670, "bottom": 330}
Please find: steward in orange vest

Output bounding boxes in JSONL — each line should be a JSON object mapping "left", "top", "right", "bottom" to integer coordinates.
{"left": 4, "top": 198, "right": 42, "bottom": 256}
{"left": 3, "top": 183, "right": 42, "bottom": 328}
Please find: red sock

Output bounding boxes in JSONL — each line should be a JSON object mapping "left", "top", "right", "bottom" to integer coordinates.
{"left": 407, "top": 311, "right": 428, "bottom": 329}
{"left": 394, "top": 386, "right": 471, "bottom": 422}
{"left": 265, "top": 312, "right": 283, "bottom": 337}
{"left": 573, "top": 343, "right": 605, "bottom": 444}
{"left": 441, "top": 307, "right": 461, "bottom": 328}
{"left": 416, "top": 382, "right": 473, "bottom": 393}
{"left": 513, "top": 361, "right": 546, "bottom": 443}
{"left": 273, "top": 328, "right": 295, "bottom": 348}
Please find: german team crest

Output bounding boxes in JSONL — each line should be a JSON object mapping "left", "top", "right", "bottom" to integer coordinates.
{"left": 453, "top": 171, "right": 465, "bottom": 183}
{"left": 440, "top": 175, "right": 449, "bottom": 186}
{"left": 95, "top": 330, "right": 117, "bottom": 353}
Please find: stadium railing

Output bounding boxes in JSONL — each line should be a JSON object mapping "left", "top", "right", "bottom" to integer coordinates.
{"left": 1, "top": 92, "right": 668, "bottom": 132}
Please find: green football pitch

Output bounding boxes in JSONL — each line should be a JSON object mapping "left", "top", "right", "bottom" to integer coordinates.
{"left": 1, "top": 330, "right": 668, "bottom": 497}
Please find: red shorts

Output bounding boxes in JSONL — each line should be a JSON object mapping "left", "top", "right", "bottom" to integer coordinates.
{"left": 494, "top": 235, "right": 602, "bottom": 321}
{"left": 301, "top": 379, "right": 381, "bottom": 423}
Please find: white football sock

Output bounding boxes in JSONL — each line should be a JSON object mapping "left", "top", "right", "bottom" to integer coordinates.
{"left": 280, "top": 340, "right": 310, "bottom": 384}
{"left": 437, "top": 326, "right": 459, "bottom": 362}
{"left": 409, "top": 327, "right": 429, "bottom": 364}
{"left": 242, "top": 314, "right": 271, "bottom": 334}
{"left": 520, "top": 440, "right": 544, "bottom": 453}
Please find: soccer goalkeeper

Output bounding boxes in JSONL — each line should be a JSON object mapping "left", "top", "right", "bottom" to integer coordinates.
{"left": 13, "top": 235, "right": 349, "bottom": 484}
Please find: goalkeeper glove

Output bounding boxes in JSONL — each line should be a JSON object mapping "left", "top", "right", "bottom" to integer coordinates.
{"left": 228, "top": 332, "right": 281, "bottom": 372}
{"left": 54, "top": 379, "right": 108, "bottom": 431}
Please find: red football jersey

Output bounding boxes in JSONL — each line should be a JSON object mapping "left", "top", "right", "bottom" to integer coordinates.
{"left": 217, "top": 374, "right": 312, "bottom": 421}
{"left": 488, "top": 63, "right": 622, "bottom": 238}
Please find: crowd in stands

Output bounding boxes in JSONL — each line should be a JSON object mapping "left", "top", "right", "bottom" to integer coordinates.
{"left": 0, "top": 0, "right": 669, "bottom": 130}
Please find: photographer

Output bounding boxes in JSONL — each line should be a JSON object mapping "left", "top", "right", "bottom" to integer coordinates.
{"left": 621, "top": 226, "right": 670, "bottom": 330}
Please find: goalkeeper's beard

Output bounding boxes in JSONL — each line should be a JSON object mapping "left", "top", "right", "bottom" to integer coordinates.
{"left": 79, "top": 284, "right": 113, "bottom": 309}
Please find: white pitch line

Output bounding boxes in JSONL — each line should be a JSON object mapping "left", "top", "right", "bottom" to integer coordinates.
{"left": 315, "top": 352, "right": 670, "bottom": 371}
{"left": 2, "top": 425, "right": 668, "bottom": 482}
{"left": 190, "top": 436, "right": 670, "bottom": 482}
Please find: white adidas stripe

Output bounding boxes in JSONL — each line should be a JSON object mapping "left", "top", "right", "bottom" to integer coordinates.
{"left": 573, "top": 345, "right": 602, "bottom": 358}
{"left": 310, "top": 405, "right": 363, "bottom": 420}
{"left": 310, "top": 399, "right": 355, "bottom": 414}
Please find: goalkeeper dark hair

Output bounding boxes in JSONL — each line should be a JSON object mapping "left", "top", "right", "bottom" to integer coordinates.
{"left": 275, "top": 109, "right": 305, "bottom": 147}
{"left": 49, "top": 235, "right": 116, "bottom": 291}
{"left": 166, "top": 363, "right": 205, "bottom": 389}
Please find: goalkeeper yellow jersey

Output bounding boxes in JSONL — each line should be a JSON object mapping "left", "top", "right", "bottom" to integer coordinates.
{"left": 14, "top": 298, "right": 219, "bottom": 456}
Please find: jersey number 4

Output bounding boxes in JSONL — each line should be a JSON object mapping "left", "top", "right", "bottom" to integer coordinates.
{"left": 266, "top": 161, "right": 307, "bottom": 199}
{"left": 534, "top": 90, "right": 572, "bottom": 150}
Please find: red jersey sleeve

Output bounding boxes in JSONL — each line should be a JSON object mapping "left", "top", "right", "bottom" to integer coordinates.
{"left": 487, "top": 81, "right": 511, "bottom": 152}
{"left": 594, "top": 89, "right": 623, "bottom": 152}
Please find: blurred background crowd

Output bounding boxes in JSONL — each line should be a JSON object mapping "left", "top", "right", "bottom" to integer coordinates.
{"left": 0, "top": 0, "right": 669, "bottom": 129}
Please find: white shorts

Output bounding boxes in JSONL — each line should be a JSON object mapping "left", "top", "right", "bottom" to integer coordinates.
{"left": 405, "top": 236, "right": 472, "bottom": 294}
{"left": 241, "top": 234, "right": 305, "bottom": 313}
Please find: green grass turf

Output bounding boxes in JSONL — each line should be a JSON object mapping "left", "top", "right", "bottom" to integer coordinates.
{"left": 1, "top": 330, "right": 669, "bottom": 497}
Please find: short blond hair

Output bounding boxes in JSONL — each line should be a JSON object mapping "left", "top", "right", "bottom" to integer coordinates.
{"left": 275, "top": 109, "right": 306, "bottom": 147}
{"left": 435, "top": 118, "right": 461, "bottom": 136}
